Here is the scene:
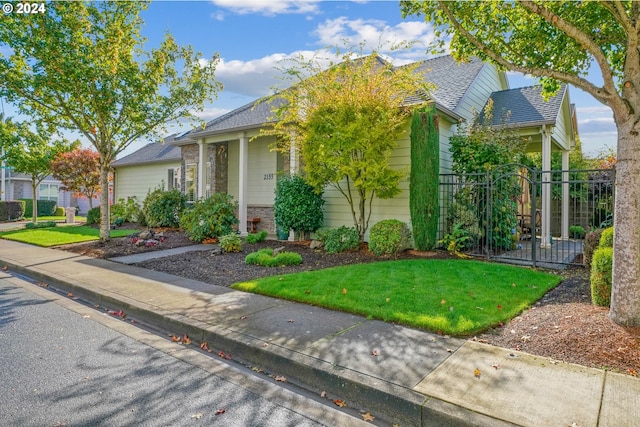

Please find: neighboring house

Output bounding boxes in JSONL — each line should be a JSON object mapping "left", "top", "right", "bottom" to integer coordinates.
{"left": 111, "top": 134, "right": 182, "bottom": 205}
{"left": 113, "top": 55, "right": 577, "bottom": 243}
{"left": 0, "top": 171, "right": 98, "bottom": 215}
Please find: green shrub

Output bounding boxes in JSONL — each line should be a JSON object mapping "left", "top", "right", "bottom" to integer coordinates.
{"left": 599, "top": 227, "right": 614, "bottom": 248}
{"left": 179, "top": 193, "right": 239, "bottom": 242}
{"left": 368, "top": 219, "right": 412, "bottom": 256}
{"left": 20, "top": 198, "right": 57, "bottom": 217}
{"left": 274, "top": 174, "right": 324, "bottom": 239}
{"left": 245, "top": 248, "right": 302, "bottom": 267}
{"left": 410, "top": 105, "right": 439, "bottom": 251}
{"left": 25, "top": 220, "right": 57, "bottom": 229}
{"left": 245, "top": 230, "right": 268, "bottom": 244}
{"left": 583, "top": 228, "right": 605, "bottom": 270}
{"left": 438, "top": 223, "right": 472, "bottom": 255}
{"left": 54, "top": 207, "right": 65, "bottom": 216}
{"left": 324, "top": 226, "right": 360, "bottom": 254}
{"left": 86, "top": 207, "right": 101, "bottom": 225}
{"left": 219, "top": 233, "right": 242, "bottom": 253}
{"left": 569, "top": 225, "right": 586, "bottom": 239}
{"left": 110, "top": 197, "right": 141, "bottom": 224}
{"left": 313, "top": 227, "right": 331, "bottom": 242}
{"left": 590, "top": 246, "right": 613, "bottom": 307}
{"left": 0, "top": 200, "right": 25, "bottom": 220}
{"left": 142, "top": 188, "right": 186, "bottom": 228}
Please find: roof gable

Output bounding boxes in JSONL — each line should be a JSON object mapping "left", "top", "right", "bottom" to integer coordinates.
{"left": 482, "top": 85, "right": 567, "bottom": 127}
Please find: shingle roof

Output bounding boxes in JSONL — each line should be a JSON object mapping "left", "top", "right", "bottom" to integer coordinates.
{"left": 112, "top": 137, "right": 181, "bottom": 167}
{"left": 406, "top": 55, "right": 486, "bottom": 110}
{"left": 184, "top": 55, "right": 483, "bottom": 140}
{"left": 482, "top": 85, "right": 566, "bottom": 127}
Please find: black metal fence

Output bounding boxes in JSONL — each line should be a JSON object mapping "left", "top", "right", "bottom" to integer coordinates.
{"left": 438, "top": 164, "right": 615, "bottom": 268}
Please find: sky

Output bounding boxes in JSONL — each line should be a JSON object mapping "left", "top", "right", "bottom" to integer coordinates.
{"left": 2, "top": 0, "right": 619, "bottom": 159}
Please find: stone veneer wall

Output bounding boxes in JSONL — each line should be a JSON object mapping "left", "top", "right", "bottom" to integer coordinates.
{"left": 247, "top": 205, "right": 274, "bottom": 234}
{"left": 181, "top": 144, "right": 199, "bottom": 195}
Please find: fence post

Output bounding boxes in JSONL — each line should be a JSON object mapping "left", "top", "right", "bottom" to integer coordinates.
{"left": 531, "top": 168, "right": 537, "bottom": 268}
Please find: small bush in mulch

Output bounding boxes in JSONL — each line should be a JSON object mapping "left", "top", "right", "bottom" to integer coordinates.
{"left": 245, "top": 248, "right": 303, "bottom": 267}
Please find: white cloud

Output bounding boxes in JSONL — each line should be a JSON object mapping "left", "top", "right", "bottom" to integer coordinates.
{"left": 576, "top": 105, "right": 613, "bottom": 116}
{"left": 312, "top": 16, "right": 436, "bottom": 60}
{"left": 210, "top": 0, "right": 321, "bottom": 16}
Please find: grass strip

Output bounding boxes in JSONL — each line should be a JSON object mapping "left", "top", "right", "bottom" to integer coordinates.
{"left": 0, "top": 225, "right": 136, "bottom": 247}
{"left": 233, "top": 258, "right": 561, "bottom": 336}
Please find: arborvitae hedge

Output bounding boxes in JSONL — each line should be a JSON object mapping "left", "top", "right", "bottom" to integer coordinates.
{"left": 410, "top": 105, "right": 439, "bottom": 251}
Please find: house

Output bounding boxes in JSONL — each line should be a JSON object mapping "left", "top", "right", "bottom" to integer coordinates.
{"left": 112, "top": 55, "right": 577, "bottom": 243}
{"left": 111, "top": 134, "right": 182, "bottom": 205}
{"left": 0, "top": 170, "right": 98, "bottom": 215}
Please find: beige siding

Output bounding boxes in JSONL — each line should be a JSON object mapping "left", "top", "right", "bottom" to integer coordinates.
{"left": 455, "top": 64, "right": 508, "bottom": 122}
{"left": 551, "top": 94, "right": 573, "bottom": 150}
{"left": 248, "top": 136, "right": 277, "bottom": 205}
{"left": 114, "top": 162, "right": 180, "bottom": 204}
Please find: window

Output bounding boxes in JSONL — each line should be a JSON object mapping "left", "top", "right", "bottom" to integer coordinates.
{"left": 185, "top": 164, "right": 197, "bottom": 202}
{"left": 168, "top": 167, "right": 181, "bottom": 191}
{"left": 39, "top": 183, "right": 59, "bottom": 203}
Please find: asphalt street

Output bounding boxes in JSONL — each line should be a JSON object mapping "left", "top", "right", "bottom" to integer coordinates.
{"left": 0, "top": 272, "right": 362, "bottom": 427}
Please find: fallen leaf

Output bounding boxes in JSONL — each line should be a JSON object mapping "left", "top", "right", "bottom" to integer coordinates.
{"left": 342, "top": 288, "right": 347, "bottom": 295}
{"left": 191, "top": 412, "right": 204, "bottom": 419}
{"left": 320, "top": 391, "right": 327, "bottom": 398}
{"left": 512, "top": 283, "right": 516, "bottom": 287}
{"left": 215, "top": 408, "right": 226, "bottom": 415}
{"left": 251, "top": 366, "right": 265, "bottom": 373}
{"left": 37, "top": 282, "right": 49, "bottom": 288}
{"left": 170, "top": 335, "right": 180, "bottom": 342}
{"left": 370, "top": 349, "right": 379, "bottom": 356}
{"left": 1, "top": 265, "right": 7, "bottom": 271}
{"left": 361, "top": 412, "right": 375, "bottom": 422}
{"left": 385, "top": 297, "right": 390, "bottom": 302}
{"left": 333, "top": 399, "right": 347, "bottom": 407}
{"left": 200, "top": 342, "right": 210, "bottom": 351}
{"left": 628, "top": 368, "right": 638, "bottom": 377}
{"left": 181, "top": 334, "right": 191, "bottom": 345}
{"left": 440, "top": 299, "right": 446, "bottom": 304}
{"left": 240, "top": 315, "right": 248, "bottom": 320}
{"left": 304, "top": 290, "right": 311, "bottom": 294}
{"left": 274, "top": 375, "right": 286, "bottom": 382}
{"left": 492, "top": 364, "right": 500, "bottom": 370}
{"left": 497, "top": 304, "right": 503, "bottom": 310}
{"left": 446, "top": 348, "right": 453, "bottom": 353}
{"left": 474, "top": 368, "right": 481, "bottom": 378}
{"left": 287, "top": 319, "right": 295, "bottom": 323}
{"left": 67, "top": 293, "right": 73, "bottom": 298}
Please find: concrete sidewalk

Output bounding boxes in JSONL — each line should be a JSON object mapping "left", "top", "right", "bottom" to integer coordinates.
{"left": 0, "top": 239, "right": 638, "bottom": 426}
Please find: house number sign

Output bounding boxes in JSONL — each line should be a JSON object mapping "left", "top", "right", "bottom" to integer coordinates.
{"left": 263, "top": 173, "right": 274, "bottom": 180}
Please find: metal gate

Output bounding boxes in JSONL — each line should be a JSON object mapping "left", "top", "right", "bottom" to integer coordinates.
{"left": 438, "top": 164, "right": 615, "bottom": 269}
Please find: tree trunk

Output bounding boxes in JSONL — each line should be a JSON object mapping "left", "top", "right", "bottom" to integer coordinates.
{"left": 609, "top": 117, "right": 640, "bottom": 326}
{"left": 31, "top": 180, "right": 38, "bottom": 223}
{"left": 98, "top": 166, "right": 110, "bottom": 241}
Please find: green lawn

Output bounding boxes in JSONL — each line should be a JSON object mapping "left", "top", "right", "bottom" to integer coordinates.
{"left": 32, "top": 215, "right": 88, "bottom": 222}
{"left": 232, "top": 258, "right": 561, "bottom": 336}
{"left": 0, "top": 225, "right": 136, "bottom": 246}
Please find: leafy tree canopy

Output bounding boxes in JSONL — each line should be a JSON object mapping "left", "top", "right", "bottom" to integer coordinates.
{"left": 0, "top": 1, "right": 222, "bottom": 240}
{"left": 51, "top": 148, "right": 101, "bottom": 209}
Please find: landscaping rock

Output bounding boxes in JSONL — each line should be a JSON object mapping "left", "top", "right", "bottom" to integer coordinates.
{"left": 310, "top": 240, "right": 324, "bottom": 250}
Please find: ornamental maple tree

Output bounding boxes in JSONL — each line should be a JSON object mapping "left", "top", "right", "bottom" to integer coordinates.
{"left": 265, "top": 49, "right": 431, "bottom": 240}
{"left": 401, "top": 1, "right": 640, "bottom": 326}
{"left": 0, "top": 2, "right": 222, "bottom": 240}
{"left": 51, "top": 148, "right": 101, "bottom": 209}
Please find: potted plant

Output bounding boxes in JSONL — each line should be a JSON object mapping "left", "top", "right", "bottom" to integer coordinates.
{"left": 569, "top": 224, "right": 586, "bottom": 239}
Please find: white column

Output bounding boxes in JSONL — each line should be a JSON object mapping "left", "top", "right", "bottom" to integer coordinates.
{"left": 197, "top": 139, "right": 205, "bottom": 199}
{"left": 540, "top": 126, "right": 552, "bottom": 248}
{"left": 561, "top": 150, "right": 570, "bottom": 240}
{"left": 238, "top": 134, "right": 248, "bottom": 236}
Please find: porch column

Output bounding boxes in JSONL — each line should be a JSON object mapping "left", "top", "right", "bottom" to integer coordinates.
{"left": 561, "top": 150, "right": 570, "bottom": 240}
{"left": 540, "top": 126, "right": 552, "bottom": 248}
{"left": 197, "top": 139, "right": 205, "bottom": 199}
{"left": 238, "top": 134, "right": 248, "bottom": 236}
{"left": 289, "top": 136, "right": 299, "bottom": 175}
